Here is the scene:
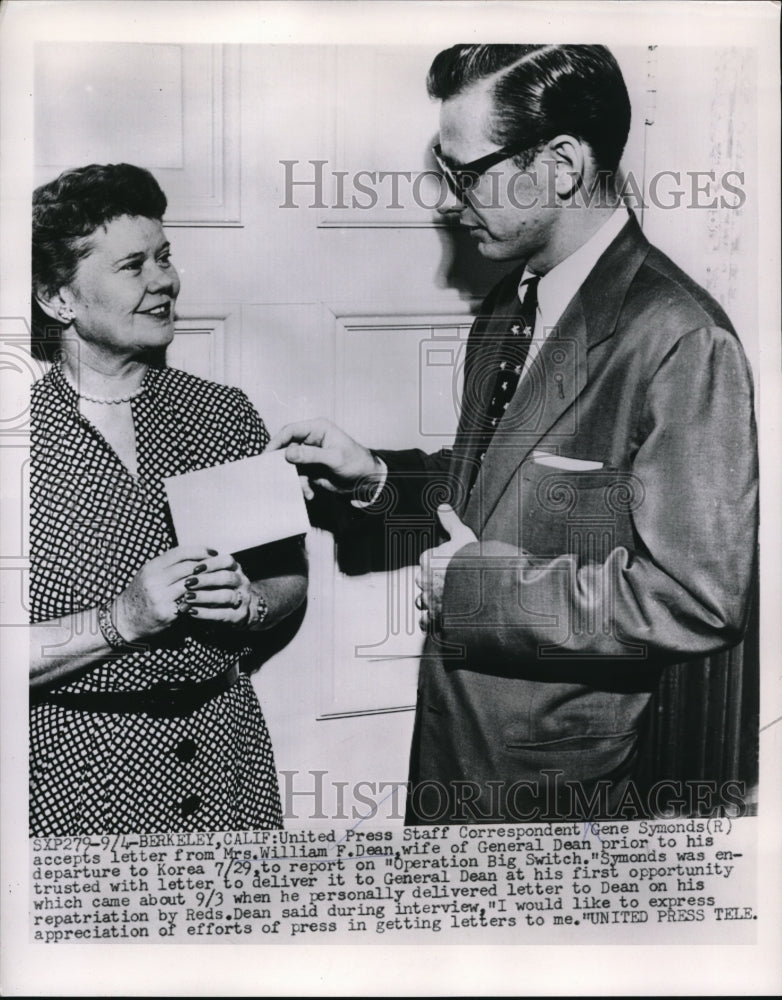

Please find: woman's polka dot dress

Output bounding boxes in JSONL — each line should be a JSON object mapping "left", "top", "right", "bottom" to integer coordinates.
{"left": 30, "top": 363, "right": 285, "bottom": 835}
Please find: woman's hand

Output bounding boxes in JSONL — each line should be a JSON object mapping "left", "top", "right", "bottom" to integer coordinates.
{"left": 114, "top": 546, "right": 214, "bottom": 642}
{"left": 180, "top": 551, "right": 254, "bottom": 627}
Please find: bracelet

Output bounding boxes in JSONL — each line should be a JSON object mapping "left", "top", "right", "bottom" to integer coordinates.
{"left": 97, "top": 600, "right": 131, "bottom": 651}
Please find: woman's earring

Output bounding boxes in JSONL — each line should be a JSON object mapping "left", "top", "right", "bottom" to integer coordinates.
{"left": 58, "top": 307, "right": 74, "bottom": 323}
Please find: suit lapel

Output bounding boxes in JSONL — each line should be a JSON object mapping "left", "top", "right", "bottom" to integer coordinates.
{"left": 448, "top": 273, "right": 524, "bottom": 517}
{"left": 462, "top": 213, "right": 651, "bottom": 532}
{"left": 463, "top": 300, "right": 588, "bottom": 529}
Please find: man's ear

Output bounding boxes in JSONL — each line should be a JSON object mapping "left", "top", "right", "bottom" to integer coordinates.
{"left": 547, "top": 134, "right": 587, "bottom": 199}
{"left": 35, "top": 287, "right": 75, "bottom": 325}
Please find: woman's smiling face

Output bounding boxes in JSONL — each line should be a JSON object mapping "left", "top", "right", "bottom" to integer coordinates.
{"left": 62, "top": 214, "right": 180, "bottom": 359}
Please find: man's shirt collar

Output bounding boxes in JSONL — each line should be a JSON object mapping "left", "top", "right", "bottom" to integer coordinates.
{"left": 519, "top": 206, "right": 630, "bottom": 330}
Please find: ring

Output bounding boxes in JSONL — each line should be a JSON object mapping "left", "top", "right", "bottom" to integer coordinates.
{"left": 175, "top": 595, "right": 189, "bottom": 615}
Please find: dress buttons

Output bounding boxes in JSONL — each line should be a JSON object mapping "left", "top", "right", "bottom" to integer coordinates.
{"left": 181, "top": 793, "right": 201, "bottom": 817}
{"left": 175, "top": 738, "right": 197, "bottom": 762}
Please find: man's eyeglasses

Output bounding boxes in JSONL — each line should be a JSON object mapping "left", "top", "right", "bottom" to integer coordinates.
{"left": 432, "top": 140, "right": 542, "bottom": 202}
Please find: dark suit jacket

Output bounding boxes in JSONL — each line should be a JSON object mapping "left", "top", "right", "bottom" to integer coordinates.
{"left": 361, "top": 213, "right": 758, "bottom": 823}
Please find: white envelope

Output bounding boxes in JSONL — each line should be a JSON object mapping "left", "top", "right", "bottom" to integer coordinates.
{"left": 164, "top": 450, "right": 310, "bottom": 554}
{"left": 530, "top": 449, "right": 604, "bottom": 471}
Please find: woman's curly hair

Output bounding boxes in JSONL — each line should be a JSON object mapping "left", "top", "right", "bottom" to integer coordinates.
{"left": 31, "top": 162, "right": 167, "bottom": 356}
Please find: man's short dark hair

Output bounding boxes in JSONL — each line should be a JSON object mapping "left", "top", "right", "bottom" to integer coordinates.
{"left": 427, "top": 44, "right": 631, "bottom": 177}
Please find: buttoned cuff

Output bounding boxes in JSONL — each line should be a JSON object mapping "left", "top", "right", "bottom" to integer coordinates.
{"left": 350, "top": 455, "right": 389, "bottom": 508}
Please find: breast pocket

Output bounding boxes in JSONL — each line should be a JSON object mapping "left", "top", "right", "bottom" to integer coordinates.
{"left": 520, "top": 461, "right": 644, "bottom": 560}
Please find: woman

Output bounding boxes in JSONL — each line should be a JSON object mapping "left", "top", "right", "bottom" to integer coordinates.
{"left": 30, "top": 162, "right": 307, "bottom": 835}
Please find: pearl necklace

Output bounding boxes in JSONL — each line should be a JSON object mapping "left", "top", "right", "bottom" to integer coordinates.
{"left": 78, "top": 385, "right": 146, "bottom": 404}
{"left": 62, "top": 370, "right": 147, "bottom": 404}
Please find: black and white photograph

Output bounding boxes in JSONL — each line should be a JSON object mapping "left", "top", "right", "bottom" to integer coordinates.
{"left": 1, "top": 0, "right": 780, "bottom": 995}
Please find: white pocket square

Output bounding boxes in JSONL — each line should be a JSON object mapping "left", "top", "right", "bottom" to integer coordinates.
{"left": 531, "top": 450, "right": 604, "bottom": 471}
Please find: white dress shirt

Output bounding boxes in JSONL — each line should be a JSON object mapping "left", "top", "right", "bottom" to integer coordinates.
{"left": 517, "top": 206, "right": 630, "bottom": 380}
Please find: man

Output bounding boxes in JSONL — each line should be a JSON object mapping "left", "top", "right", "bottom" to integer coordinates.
{"left": 270, "top": 45, "right": 758, "bottom": 823}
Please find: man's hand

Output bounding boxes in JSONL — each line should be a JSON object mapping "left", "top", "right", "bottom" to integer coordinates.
{"left": 415, "top": 504, "right": 478, "bottom": 632}
{"left": 267, "top": 418, "right": 381, "bottom": 500}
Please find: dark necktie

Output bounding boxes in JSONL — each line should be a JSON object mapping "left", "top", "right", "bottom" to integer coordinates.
{"left": 481, "top": 274, "right": 540, "bottom": 455}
